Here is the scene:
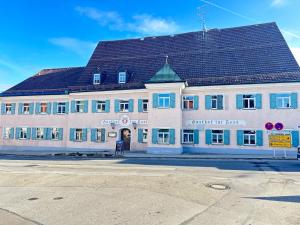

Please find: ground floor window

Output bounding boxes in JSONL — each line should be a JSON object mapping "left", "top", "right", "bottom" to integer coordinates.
{"left": 51, "top": 128, "right": 60, "bottom": 140}
{"left": 20, "top": 128, "right": 28, "bottom": 139}
{"left": 158, "top": 129, "right": 170, "bottom": 144}
{"left": 3, "top": 128, "right": 12, "bottom": 139}
{"left": 75, "top": 129, "right": 83, "bottom": 141}
{"left": 96, "top": 129, "right": 102, "bottom": 142}
{"left": 243, "top": 130, "right": 256, "bottom": 145}
{"left": 36, "top": 128, "right": 44, "bottom": 140}
{"left": 212, "top": 130, "right": 224, "bottom": 144}
{"left": 182, "top": 130, "right": 194, "bottom": 144}
{"left": 143, "top": 129, "right": 148, "bottom": 143}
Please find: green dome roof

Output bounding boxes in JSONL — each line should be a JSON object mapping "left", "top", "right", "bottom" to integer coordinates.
{"left": 148, "top": 62, "right": 182, "bottom": 83}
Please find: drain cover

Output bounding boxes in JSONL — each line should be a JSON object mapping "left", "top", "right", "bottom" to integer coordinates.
{"left": 206, "top": 183, "right": 230, "bottom": 190}
{"left": 28, "top": 197, "right": 39, "bottom": 201}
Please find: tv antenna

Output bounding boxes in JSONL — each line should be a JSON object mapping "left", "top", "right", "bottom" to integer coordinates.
{"left": 197, "top": 5, "right": 207, "bottom": 38}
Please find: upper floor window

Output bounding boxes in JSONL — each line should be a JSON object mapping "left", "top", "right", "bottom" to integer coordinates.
{"left": 276, "top": 96, "right": 291, "bottom": 108}
{"left": 5, "top": 104, "right": 12, "bottom": 114}
{"left": 142, "top": 100, "right": 148, "bottom": 112}
{"left": 93, "top": 73, "right": 101, "bottom": 85}
{"left": 40, "top": 103, "right": 48, "bottom": 114}
{"left": 211, "top": 95, "right": 223, "bottom": 110}
{"left": 182, "top": 96, "right": 194, "bottom": 110}
{"left": 158, "top": 94, "right": 170, "bottom": 108}
{"left": 96, "top": 101, "right": 106, "bottom": 112}
{"left": 270, "top": 93, "right": 297, "bottom": 109}
{"left": 120, "top": 100, "right": 129, "bottom": 112}
{"left": 57, "top": 102, "right": 67, "bottom": 114}
{"left": 23, "top": 103, "right": 30, "bottom": 114}
{"left": 243, "top": 95, "right": 255, "bottom": 109}
{"left": 118, "top": 72, "right": 126, "bottom": 84}
{"left": 76, "top": 101, "right": 84, "bottom": 113}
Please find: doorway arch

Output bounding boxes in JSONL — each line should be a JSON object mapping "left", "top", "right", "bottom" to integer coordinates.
{"left": 120, "top": 128, "right": 131, "bottom": 151}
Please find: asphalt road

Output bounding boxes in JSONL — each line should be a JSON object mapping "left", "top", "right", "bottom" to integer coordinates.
{"left": 0, "top": 157, "right": 299, "bottom": 225}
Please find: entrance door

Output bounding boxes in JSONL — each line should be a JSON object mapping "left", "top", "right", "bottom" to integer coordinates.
{"left": 121, "top": 128, "right": 131, "bottom": 151}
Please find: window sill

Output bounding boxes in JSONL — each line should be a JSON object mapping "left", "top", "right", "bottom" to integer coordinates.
{"left": 241, "top": 108, "right": 257, "bottom": 110}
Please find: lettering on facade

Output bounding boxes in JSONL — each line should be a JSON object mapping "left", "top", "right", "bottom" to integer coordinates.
{"left": 101, "top": 115, "right": 148, "bottom": 127}
{"left": 186, "top": 120, "right": 246, "bottom": 126}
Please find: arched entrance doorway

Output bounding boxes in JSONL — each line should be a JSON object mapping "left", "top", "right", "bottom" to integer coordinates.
{"left": 120, "top": 128, "right": 131, "bottom": 151}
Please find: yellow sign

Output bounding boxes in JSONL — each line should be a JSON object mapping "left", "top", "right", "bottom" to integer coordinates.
{"left": 269, "top": 134, "right": 291, "bottom": 148}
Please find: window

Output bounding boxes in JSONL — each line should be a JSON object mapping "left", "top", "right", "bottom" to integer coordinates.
{"left": 211, "top": 130, "right": 224, "bottom": 144}
{"left": 243, "top": 130, "right": 256, "bottom": 145}
{"left": 243, "top": 95, "right": 255, "bottom": 109}
{"left": 96, "top": 101, "right": 106, "bottom": 112}
{"left": 95, "top": 129, "right": 103, "bottom": 142}
{"left": 76, "top": 101, "right": 84, "bottom": 113}
{"left": 3, "top": 128, "right": 11, "bottom": 139}
{"left": 158, "top": 94, "right": 170, "bottom": 108}
{"left": 211, "top": 95, "right": 223, "bottom": 110}
{"left": 23, "top": 103, "right": 30, "bottom": 114}
{"left": 142, "top": 100, "right": 148, "bottom": 112}
{"left": 20, "top": 128, "right": 28, "bottom": 139}
{"left": 40, "top": 103, "right": 47, "bottom": 114}
{"left": 118, "top": 72, "right": 126, "bottom": 84}
{"left": 5, "top": 104, "right": 12, "bottom": 114}
{"left": 158, "top": 129, "right": 170, "bottom": 144}
{"left": 143, "top": 129, "right": 148, "bottom": 143}
{"left": 182, "top": 130, "right": 194, "bottom": 144}
{"left": 276, "top": 96, "right": 291, "bottom": 108}
{"left": 182, "top": 96, "right": 194, "bottom": 110}
{"left": 36, "top": 128, "right": 44, "bottom": 140}
{"left": 93, "top": 73, "right": 101, "bottom": 85}
{"left": 57, "top": 102, "right": 66, "bottom": 114}
{"left": 75, "top": 129, "right": 83, "bottom": 141}
{"left": 51, "top": 128, "right": 60, "bottom": 140}
{"left": 120, "top": 100, "right": 129, "bottom": 112}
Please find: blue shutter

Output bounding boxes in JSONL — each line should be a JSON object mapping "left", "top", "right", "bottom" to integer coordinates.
{"left": 217, "top": 95, "right": 224, "bottom": 110}
{"left": 71, "top": 101, "right": 76, "bottom": 113}
{"left": 292, "top": 131, "right": 299, "bottom": 147}
{"left": 205, "top": 129, "right": 212, "bottom": 145}
{"left": 58, "top": 128, "right": 63, "bottom": 140}
{"left": 29, "top": 103, "right": 34, "bottom": 115}
{"left": 237, "top": 130, "right": 244, "bottom": 146}
{"left": 53, "top": 102, "right": 58, "bottom": 114}
{"left": 92, "top": 100, "right": 97, "bottom": 113}
{"left": 26, "top": 128, "right": 31, "bottom": 139}
{"left": 255, "top": 94, "right": 262, "bottom": 109}
{"left": 35, "top": 103, "right": 41, "bottom": 114}
{"left": 101, "top": 128, "right": 106, "bottom": 142}
{"left": 152, "top": 94, "right": 158, "bottom": 108}
{"left": 16, "top": 128, "right": 21, "bottom": 139}
{"left": 256, "top": 130, "right": 263, "bottom": 146}
{"left": 138, "top": 99, "right": 143, "bottom": 112}
{"left": 205, "top": 95, "right": 211, "bottom": 110}
{"left": 194, "top": 129, "right": 199, "bottom": 144}
{"left": 236, "top": 95, "right": 243, "bottom": 109}
{"left": 114, "top": 99, "right": 120, "bottom": 112}
{"left": 1, "top": 104, "right": 5, "bottom": 114}
{"left": 105, "top": 100, "right": 110, "bottom": 113}
{"left": 194, "top": 96, "right": 199, "bottom": 110}
{"left": 83, "top": 100, "right": 88, "bottom": 113}
{"left": 18, "top": 103, "right": 23, "bottom": 114}
{"left": 169, "top": 129, "right": 175, "bottom": 144}
{"left": 152, "top": 129, "right": 158, "bottom": 144}
{"left": 138, "top": 129, "right": 143, "bottom": 143}
{"left": 224, "top": 130, "right": 230, "bottom": 145}
{"left": 11, "top": 103, "right": 16, "bottom": 114}
{"left": 128, "top": 99, "right": 134, "bottom": 112}
{"left": 9, "top": 128, "right": 14, "bottom": 139}
{"left": 65, "top": 102, "right": 70, "bottom": 114}
{"left": 47, "top": 103, "right": 52, "bottom": 114}
{"left": 270, "top": 94, "right": 277, "bottom": 109}
{"left": 91, "top": 128, "right": 96, "bottom": 142}
{"left": 82, "top": 129, "right": 87, "bottom": 141}
{"left": 31, "top": 128, "right": 37, "bottom": 140}
{"left": 44, "top": 128, "right": 50, "bottom": 140}
{"left": 170, "top": 93, "right": 176, "bottom": 108}
{"left": 69, "top": 128, "right": 75, "bottom": 141}
{"left": 291, "top": 93, "right": 298, "bottom": 109}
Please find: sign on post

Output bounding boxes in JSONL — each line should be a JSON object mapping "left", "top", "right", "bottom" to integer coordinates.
{"left": 269, "top": 134, "right": 291, "bottom": 148}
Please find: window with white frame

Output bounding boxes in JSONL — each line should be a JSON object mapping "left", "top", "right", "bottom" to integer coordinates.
{"left": 57, "top": 102, "right": 66, "bottom": 114}
{"left": 93, "top": 73, "right": 101, "bottom": 85}
{"left": 182, "top": 96, "right": 194, "bottom": 110}
{"left": 51, "top": 128, "right": 60, "bottom": 140}
{"left": 243, "top": 95, "right": 256, "bottom": 109}
{"left": 119, "top": 100, "right": 129, "bottom": 112}
{"left": 96, "top": 101, "right": 106, "bottom": 112}
{"left": 143, "top": 129, "right": 148, "bottom": 143}
{"left": 243, "top": 130, "right": 256, "bottom": 145}
{"left": 96, "top": 129, "right": 102, "bottom": 142}
{"left": 5, "top": 104, "right": 12, "bottom": 114}
{"left": 76, "top": 101, "right": 84, "bottom": 113}
{"left": 276, "top": 96, "right": 291, "bottom": 108}
{"left": 212, "top": 130, "right": 224, "bottom": 144}
{"left": 158, "top": 129, "right": 170, "bottom": 144}
{"left": 3, "top": 128, "right": 11, "bottom": 139}
{"left": 20, "top": 128, "right": 28, "bottom": 139}
{"left": 118, "top": 72, "right": 126, "bottom": 84}
{"left": 182, "top": 130, "right": 194, "bottom": 144}
{"left": 211, "top": 95, "right": 224, "bottom": 110}
{"left": 23, "top": 103, "right": 30, "bottom": 114}
{"left": 158, "top": 94, "right": 170, "bottom": 108}
{"left": 142, "top": 100, "right": 148, "bottom": 112}
{"left": 75, "top": 129, "right": 83, "bottom": 141}
{"left": 40, "top": 103, "right": 47, "bottom": 114}
{"left": 36, "top": 128, "right": 44, "bottom": 140}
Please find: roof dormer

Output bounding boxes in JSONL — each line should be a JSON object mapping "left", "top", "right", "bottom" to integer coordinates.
{"left": 118, "top": 71, "right": 127, "bottom": 84}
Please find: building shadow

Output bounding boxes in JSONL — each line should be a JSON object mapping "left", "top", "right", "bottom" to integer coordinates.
{"left": 245, "top": 195, "right": 300, "bottom": 203}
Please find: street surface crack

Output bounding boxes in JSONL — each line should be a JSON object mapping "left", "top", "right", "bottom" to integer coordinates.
{"left": 0, "top": 207, "right": 44, "bottom": 225}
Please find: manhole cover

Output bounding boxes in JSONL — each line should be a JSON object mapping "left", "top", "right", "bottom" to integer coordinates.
{"left": 28, "top": 197, "right": 39, "bottom": 201}
{"left": 53, "top": 197, "right": 63, "bottom": 200}
{"left": 206, "top": 184, "right": 230, "bottom": 190}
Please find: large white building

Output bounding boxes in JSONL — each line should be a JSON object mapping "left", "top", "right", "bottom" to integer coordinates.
{"left": 1, "top": 22, "right": 300, "bottom": 155}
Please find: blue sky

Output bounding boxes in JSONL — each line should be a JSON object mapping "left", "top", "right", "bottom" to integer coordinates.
{"left": 1, "top": 0, "right": 300, "bottom": 92}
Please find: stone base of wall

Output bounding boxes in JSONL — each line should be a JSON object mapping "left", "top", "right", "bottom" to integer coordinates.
{"left": 146, "top": 146, "right": 183, "bottom": 154}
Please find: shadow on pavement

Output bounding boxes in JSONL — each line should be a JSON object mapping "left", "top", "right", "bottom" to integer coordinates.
{"left": 246, "top": 195, "right": 300, "bottom": 203}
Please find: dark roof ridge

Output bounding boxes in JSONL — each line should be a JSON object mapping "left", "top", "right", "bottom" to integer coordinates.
{"left": 34, "top": 66, "right": 84, "bottom": 76}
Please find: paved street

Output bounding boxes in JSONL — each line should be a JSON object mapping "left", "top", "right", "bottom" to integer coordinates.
{"left": 0, "top": 157, "right": 299, "bottom": 225}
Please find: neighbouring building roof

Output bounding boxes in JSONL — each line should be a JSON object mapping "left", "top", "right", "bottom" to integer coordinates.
{"left": 2, "top": 22, "right": 300, "bottom": 97}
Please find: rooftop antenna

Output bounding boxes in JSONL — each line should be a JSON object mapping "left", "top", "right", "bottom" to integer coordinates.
{"left": 197, "top": 5, "right": 207, "bottom": 38}
{"left": 165, "top": 55, "right": 169, "bottom": 64}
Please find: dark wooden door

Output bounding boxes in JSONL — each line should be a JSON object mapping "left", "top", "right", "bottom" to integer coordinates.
{"left": 121, "top": 129, "right": 131, "bottom": 151}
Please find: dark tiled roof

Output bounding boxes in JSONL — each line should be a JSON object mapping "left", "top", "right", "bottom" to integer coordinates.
{"left": 2, "top": 22, "right": 300, "bottom": 97}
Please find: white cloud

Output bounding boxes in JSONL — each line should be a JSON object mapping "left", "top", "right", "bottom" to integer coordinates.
{"left": 75, "top": 6, "right": 179, "bottom": 35}
{"left": 271, "top": 0, "right": 288, "bottom": 7}
{"left": 49, "top": 37, "right": 97, "bottom": 56}
{"left": 291, "top": 47, "right": 300, "bottom": 65}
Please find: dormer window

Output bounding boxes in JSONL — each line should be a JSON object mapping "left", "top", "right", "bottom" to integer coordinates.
{"left": 93, "top": 73, "right": 101, "bottom": 85}
{"left": 118, "top": 72, "right": 126, "bottom": 84}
